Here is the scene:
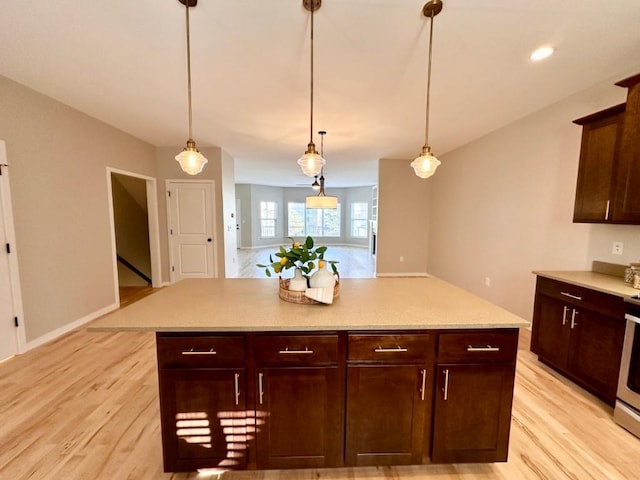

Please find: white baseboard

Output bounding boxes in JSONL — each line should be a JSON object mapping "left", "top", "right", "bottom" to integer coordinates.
{"left": 376, "top": 272, "right": 431, "bottom": 278}
{"left": 25, "top": 302, "right": 119, "bottom": 352}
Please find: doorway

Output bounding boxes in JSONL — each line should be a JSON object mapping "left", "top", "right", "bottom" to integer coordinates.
{"left": 166, "top": 180, "right": 217, "bottom": 281}
{"left": 107, "top": 168, "right": 162, "bottom": 307}
{"left": 0, "top": 140, "right": 26, "bottom": 361}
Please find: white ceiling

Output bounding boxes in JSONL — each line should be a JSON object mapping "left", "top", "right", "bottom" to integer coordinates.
{"left": 1, "top": 0, "right": 639, "bottom": 187}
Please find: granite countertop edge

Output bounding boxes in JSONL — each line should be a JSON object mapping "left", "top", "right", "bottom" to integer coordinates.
{"left": 533, "top": 270, "right": 639, "bottom": 298}
{"left": 88, "top": 277, "right": 530, "bottom": 333}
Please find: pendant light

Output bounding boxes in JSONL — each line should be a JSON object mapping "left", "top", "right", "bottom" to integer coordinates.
{"left": 297, "top": 0, "right": 326, "bottom": 178}
{"left": 410, "top": 0, "right": 443, "bottom": 179}
{"left": 306, "top": 131, "right": 338, "bottom": 209}
{"left": 174, "top": 0, "right": 208, "bottom": 175}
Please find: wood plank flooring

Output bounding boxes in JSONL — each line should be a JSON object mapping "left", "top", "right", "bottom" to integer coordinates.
{"left": 237, "top": 246, "right": 376, "bottom": 278}
{"left": 119, "top": 286, "right": 159, "bottom": 309}
{"left": 1, "top": 327, "right": 639, "bottom": 479}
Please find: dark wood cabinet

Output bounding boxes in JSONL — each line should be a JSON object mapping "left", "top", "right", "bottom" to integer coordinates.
{"left": 255, "top": 366, "right": 343, "bottom": 469}
{"left": 567, "top": 308, "right": 626, "bottom": 402}
{"left": 572, "top": 104, "right": 624, "bottom": 222}
{"left": 432, "top": 363, "right": 515, "bottom": 463}
{"left": 610, "top": 74, "right": 640, "bottom": 223}
{"left": 345, "top": 334, "right": 435, "bottom": 466}
{"left": 531, "top": 277, "right": 626, "bottom": 405}
{"left": 159, "top": 369, "right": 248, "bottom": 472}
{"left": 531, "top": 294, "right": 572, "bottom": 370}
{"left": 431, "top": 330, "right": 518, "bottom": 463}
{"left": 157, "top": 334, "right": 247, "bottom": 472}
{"left": 573, "top": 73, "right": 640, "bottom": 225}
{"left": 156, "top": 329, "right": 519, "bottom": 472}
{"left": 253, "top": 333, "right": 345, "bottom": 469}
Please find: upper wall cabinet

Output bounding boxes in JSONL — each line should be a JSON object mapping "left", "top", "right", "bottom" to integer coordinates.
{"left": 573, "top": 73, "right": 640, "bottom": 224}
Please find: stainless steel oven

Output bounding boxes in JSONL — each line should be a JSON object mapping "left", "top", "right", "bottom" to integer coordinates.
{"left": 614, "top": 297, "right": 640, "bottom": 438}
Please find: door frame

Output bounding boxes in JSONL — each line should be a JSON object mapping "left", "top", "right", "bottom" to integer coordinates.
{"left": 166, "top": 179, "right": 218, "bottom": 283}
{"left": 0, "top": 140, "right": 26, "bottom": 355}
{"left": 106, "top": 167, "right": 162, "bottom": 306}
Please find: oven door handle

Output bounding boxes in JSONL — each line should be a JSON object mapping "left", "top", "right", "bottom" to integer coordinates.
{"left": 625, "top": 314, "right": 640, "bottom": 325}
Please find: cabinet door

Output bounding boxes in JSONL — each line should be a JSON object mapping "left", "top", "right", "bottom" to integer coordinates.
{"left": 159, "top": 368, "right": 247, "bottom": 472}
{"left": 567, "top": 309, "right": 626, "bottom": 405}
{"left": 531, "top": 294, "right": 572, "bottom": 370}
{"left": 432, "top": 363, "right": 515, "bottom": 463}
{"left": 255, "top": 366, "right": 343, "bottom": 469}
{"left": 345, "top": 365, "right": 431, "bottom": 466}
{"left": 611, "top": 77, "right": 640, "bottom": 224}
{"left": 572, "top": 107, "right": 623, "bottom": 222}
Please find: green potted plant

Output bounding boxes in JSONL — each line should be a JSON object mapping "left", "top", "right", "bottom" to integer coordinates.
{"left": 257, "top": 236, "right": 339, "bottom": 292}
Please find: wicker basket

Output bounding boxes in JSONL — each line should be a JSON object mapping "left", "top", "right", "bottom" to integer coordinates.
{"left": 278, "top": 274, "right": 340, "bottom": 305}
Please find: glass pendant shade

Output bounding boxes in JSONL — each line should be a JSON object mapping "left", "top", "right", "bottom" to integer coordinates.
{"left": 175, "top": 139, "right": 208, "bottom": 175}
{"left": 306, "top": 194, "right": 338, "bottom": 209}
{"left": 297, "top": 143, "right": 325, "bottom": 177}
{"left": 411, "top": 146, "right": 441, "bottom": 179}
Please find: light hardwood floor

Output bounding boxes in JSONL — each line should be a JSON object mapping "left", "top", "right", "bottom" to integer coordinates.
{"left": 1, "top": 327, "right": 639, "bottom": 479}
{"left": 237, "top": 246, "right": 376, "bottom": 278}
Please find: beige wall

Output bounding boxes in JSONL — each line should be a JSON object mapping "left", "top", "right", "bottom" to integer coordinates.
{"left": 0, "top": 75, "right": 157, "bottom": 343}
{"left": 427, "top": 68, "right": 640, "bottom": 321}
{"left": 377, "top": 159, "right": 431, "bottom": 276}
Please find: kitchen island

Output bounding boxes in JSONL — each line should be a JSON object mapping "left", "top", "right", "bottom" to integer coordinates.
{"left": 90, "top": 277, "right": 529, "bottom": 472}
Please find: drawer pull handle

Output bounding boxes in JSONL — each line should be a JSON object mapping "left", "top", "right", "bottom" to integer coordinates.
{"left": 420, "top": 369, "right": 427, "bottom": 401}
{"left": 561, "top": 292, "right": 582, "bottom": 301}
{"left": 234, "top": 373, "right": 240, "bottom": 406}
{"left": 181, "top": 348, "right": 217, "bottom": 355}
{"left": 278, "top": 347, "right": 314, "bottom": 355}
{"left": 374, "top": 346, "right": 408, "bottom": 353}
{"left": 466, "top": 345, "right": 500, "bottom": 352}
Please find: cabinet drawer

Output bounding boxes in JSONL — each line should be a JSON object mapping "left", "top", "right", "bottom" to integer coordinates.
{"left": 536, "top": 277, "right": 624, "bottom": 318}
{"left": 437, "top": 330, "right": 518, "bottom": 363}
{"left": 348, "top": 333, "right": 435, "bottom": 363}
{"left": 157, "top": 334, "right": 245, "bottom": 368}
{"left": 254, "top": 334, "right": 339, "bottom": 365}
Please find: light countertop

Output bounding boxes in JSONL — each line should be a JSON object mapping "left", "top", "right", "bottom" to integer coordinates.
{"left": 533, "top": 270, "right": 639, "bottom": 298}
{"left": 88, "top": 277, "right": 529, "bottom": 332}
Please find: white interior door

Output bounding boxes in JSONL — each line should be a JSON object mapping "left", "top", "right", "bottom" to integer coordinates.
{"left": 236, "top": 198, "right": 242, "bottom": 248}
{"left": 167, "top": 181, "right": 215, "bottom": 281}
{"left": 0, "top": 141, "right": 23, "bottom": 360}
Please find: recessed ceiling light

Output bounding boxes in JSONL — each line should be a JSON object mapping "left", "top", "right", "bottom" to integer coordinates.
{"left": 530, "top": 46, "right": 555, "bottom": 62}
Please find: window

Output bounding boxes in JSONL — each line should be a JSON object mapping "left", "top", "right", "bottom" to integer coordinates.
{"left": 351, "top": 202, "right": 369, "bottom": 238}
{"left": 307, "top": 206, "right": 341, "bottom": 237}
{"left": 260, "top": 201, "right": 277, "bottom": 238}
{"left": 287, "top": 203, "right": 306, "bottom": 237}
{"left": 287, "top": 202, "right": 341, "bottom": 237}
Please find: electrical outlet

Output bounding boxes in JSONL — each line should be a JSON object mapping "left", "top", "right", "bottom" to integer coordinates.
{"left": 399, "top": 256, "right": 404, "bottom": 263}
{"left": 485, "top": 277, "right": 491, "bottom": 287}
{"left": 612, "top": 241, "right": 624, "bottom": 255}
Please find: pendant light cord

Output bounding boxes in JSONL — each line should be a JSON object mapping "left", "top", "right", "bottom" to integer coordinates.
{"left": 424, "top": 10, "right": 435, "bottom": 148}
{"left": 309, "top": 5, "right": 315, "bottom": 144}
{"left": 185, "top": 2, "right": 193, "bottom": 141}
